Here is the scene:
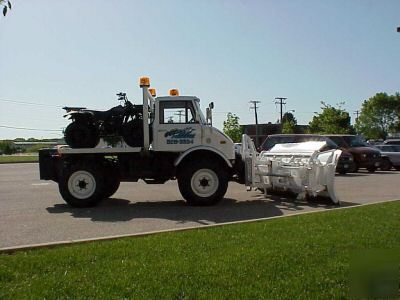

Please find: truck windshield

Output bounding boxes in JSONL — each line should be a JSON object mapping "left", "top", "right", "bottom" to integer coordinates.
{"left": 194, "top": 100, "right": 206, "bottom": 124}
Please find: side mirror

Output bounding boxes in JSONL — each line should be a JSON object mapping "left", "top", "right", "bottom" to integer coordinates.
{"left": 209, "top": 102, "right": 214, "bottom": 109}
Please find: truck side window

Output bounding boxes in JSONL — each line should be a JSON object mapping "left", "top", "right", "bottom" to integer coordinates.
{"left": 160, "top": 101, "right": 197, "bottom": 124}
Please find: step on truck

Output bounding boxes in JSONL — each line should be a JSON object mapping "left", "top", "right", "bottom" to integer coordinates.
{"left": 39, "top": 77, "right": 342, "bottom": 207}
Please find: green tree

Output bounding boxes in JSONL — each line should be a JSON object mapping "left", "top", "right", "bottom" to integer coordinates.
{"left": 1, "top": 0, "right": 11, "bottom": 16}
{"left": 0, "top": 140, "right": 16, "bottom": 154}
{"left": 282, "top": 112, "right": 297, "bottom": 124}
{"left": 355, "top": 92, "right": 400, "bottom": 140}
{"left": 309, "top": 102, "right": 353, "bottom": 134}
{"left": 223, "top": 112, "right": 242, "bottom": 142}
{"left": 281, "top": 112, "right": 297, "bottom": 134}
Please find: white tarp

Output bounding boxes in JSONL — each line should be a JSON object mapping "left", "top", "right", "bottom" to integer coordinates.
{"left": 241, "top": 135, "right": 342, "bottom": 204}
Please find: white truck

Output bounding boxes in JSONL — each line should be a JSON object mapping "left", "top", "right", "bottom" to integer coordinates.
{"left": 39, "top": 77, "right": 342, "bottom": 207}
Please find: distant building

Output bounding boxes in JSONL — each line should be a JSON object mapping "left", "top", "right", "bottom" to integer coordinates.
{"left": 13, "top": 139, "right": 65, "bottom": 151}
{"left": 243, "top": 123, "right": 309, "bottom": 147}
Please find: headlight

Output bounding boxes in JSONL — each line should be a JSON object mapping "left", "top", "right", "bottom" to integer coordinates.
{"left": 349, "top": 156, "right": 353, "bottom": 161}
{"left": 362, "top": 154, "right": 367, "bottom": 158}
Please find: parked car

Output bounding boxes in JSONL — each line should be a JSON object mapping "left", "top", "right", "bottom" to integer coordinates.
{"left": 383, "top": 139, "right": 400, "bottom": 145}
{"left": 324, "top": 135, "right": 381, "bottom": 172}
{"left": 259, "top": 134, "right": 355, "bottom": 174}
{"left": 234, "top": 143, "right": 242, "bottom": 154}
{"left": 373, "top": 145, "right": 400, "bottom": 171}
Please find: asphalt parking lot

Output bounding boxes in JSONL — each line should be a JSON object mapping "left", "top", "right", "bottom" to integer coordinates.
{"left": 0, "top": 163, "right": 399, "bottom": 249}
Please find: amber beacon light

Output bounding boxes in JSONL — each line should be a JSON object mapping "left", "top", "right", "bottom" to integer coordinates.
{"left": 139, "top": 76, "right": 150, "bottom": 87}
{"left": 169, "top": 89, "right": 179, "bottom": 96}
{"left": 149, "top": 88, "right": 156, "bottom": 97}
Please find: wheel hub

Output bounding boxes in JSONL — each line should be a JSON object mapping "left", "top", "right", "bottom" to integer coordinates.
{"left": 68, "top": 170, "right": 96, "bottom": 200}
{"left": 199, "top": 177, "right": 210, "bottom": 188}
{"left": 77, "top": 179, "right": 88, "bottom": 190}
{"left": 190, "top": 169, "right": 219, "bottom": 198}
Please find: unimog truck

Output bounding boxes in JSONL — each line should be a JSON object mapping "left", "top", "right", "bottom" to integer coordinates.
{"left": 39, "top": 77, "right": 342, "bottom": 207}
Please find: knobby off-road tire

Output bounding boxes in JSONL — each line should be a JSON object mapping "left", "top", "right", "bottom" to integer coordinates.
{"left": 122, "top": 120, "right": 144, "bottom": 148}
{"left": 178, "top": 159, "right": 228, "bottom": 206}
{"left": 64, "top": 122, "right": 100, "bottom": 149}
{"left": 59, "top": 165, "right": 105, "bottom": 207}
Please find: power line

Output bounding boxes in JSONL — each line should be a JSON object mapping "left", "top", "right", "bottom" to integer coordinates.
{"left": 274, "top": 97, "right": 287, "bottom": 124}
{"left": 0, "top": 125, "right": 62, "bottom": 132}
{"left": 0, "top": 98, "right": 62, "bottom": 108}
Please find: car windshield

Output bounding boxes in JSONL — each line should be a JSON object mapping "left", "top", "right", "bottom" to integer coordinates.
{"left": 261, "top": 135, "right": 338, "bottom": 151}
{"left": 343, "top": 136, "right": 367, "bottom": 147}
{"left": 261, "top": 136, "right": 295, "bottom": 150}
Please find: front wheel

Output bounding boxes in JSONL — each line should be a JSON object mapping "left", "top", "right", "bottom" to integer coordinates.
{"left": 177, "top": 159, "right": 228, "bottom": 206}
{"left": 59, "top": 165, "right": 105, "bottom": 207}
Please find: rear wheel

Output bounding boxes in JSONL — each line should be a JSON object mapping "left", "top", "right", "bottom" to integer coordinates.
{"left": 64, "top": 121, "right": 99, "bottom": 148}
{"left": 379, "top": 158, "right": 392, "bottom": 171}
{"left": 395, "top": 166, "right": 400, "bottom": 171}
{"left": 178, "top": 159, "right": 228, "bottom": 206}
{"left": 59, "top": 165, "right": 105, "bottom": 207}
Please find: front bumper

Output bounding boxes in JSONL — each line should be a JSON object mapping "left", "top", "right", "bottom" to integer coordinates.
{"left": 336, "top": 159, "right": 356, "bottom": 173}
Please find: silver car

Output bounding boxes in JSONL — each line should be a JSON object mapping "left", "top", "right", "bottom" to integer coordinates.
{"left": 374, "top": 145, "right": 400, "bottom": 171}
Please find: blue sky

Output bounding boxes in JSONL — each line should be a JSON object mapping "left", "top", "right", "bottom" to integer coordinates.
{"left": 1, "top": 0, "right": 399, "bottom": 139}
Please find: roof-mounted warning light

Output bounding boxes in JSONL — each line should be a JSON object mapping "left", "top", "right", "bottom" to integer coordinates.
{"left": 169, "top": 89, "right": 179, "bottom": 96}
{"left": 149, "top": 88, "right": 156, "bottom": 97}
{"left": 139, "top": 76, "right": 150, "bottom": 87}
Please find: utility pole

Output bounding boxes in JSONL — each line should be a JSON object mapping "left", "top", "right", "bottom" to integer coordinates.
{"left": 175, "top": 110, "right": 184, "bottom": 123}
{"left": 249, "top": 100, "right": 260, "bottom": 147}
{"left": 354, "top": 110, "right": 360, "bottom": 121}
{"left": 275, "top": 97, "right": 287, "bottom": 124}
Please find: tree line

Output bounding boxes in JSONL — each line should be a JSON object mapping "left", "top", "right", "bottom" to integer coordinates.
{"left": 223, "top": 92, "right": 400, "bottom": 142}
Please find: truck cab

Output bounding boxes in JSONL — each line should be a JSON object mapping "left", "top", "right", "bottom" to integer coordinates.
{"left": 152, "top": 95, "right": 234, "bottom": 160}
{"left": 39, "top": 77, "right": 237, "bottom": 208}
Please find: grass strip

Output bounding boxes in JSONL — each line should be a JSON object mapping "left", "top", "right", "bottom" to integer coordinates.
{"left": 0, "top": 201, "right": 399, "bottom": 299}
{"left": 0, "top": 156, "right": 38, "bottom": 164}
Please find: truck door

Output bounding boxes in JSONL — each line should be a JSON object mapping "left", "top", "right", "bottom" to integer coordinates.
{"left": 154, "top": 100, "right": 202, "bottom": 152}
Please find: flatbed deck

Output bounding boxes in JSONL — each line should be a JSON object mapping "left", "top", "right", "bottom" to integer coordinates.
{"left": 57, "top": 145, "right": 142, "bottom": 154}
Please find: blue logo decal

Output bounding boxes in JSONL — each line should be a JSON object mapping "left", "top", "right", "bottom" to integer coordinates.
{"left": 165, "top": 128, "right": 195, "bottom": 145}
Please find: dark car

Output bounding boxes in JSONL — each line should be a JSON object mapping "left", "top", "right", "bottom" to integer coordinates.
{"left": 324, "top": 135, "right": 381, "bottom": 172}
{"left": 383, "top": 139, "right": 400, "bottom": 145}
{"left": 373, "top": 144, "right": 400, "bottom": 171}
{"left": 259, "top": 134, "right": 356, "bottom": 174}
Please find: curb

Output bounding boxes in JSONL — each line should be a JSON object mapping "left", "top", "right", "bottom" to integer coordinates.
{"left": 1, "top": 198, "right": 399, "bottom": 254}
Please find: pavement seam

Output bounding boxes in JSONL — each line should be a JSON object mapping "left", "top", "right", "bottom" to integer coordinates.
{"left": 1, "top": 198, "right": 399, "bottom": 254}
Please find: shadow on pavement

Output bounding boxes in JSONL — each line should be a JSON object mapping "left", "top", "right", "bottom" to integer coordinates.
{"left": 46, "top": 194, "right": 359, "bottom": 224}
